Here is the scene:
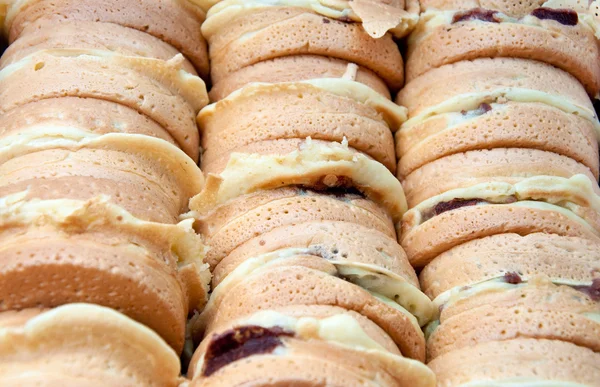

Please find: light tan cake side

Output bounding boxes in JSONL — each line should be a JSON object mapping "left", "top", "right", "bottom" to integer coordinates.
{"left": 212, "top": 221, "right": 417, "bottom": 289}
{"left": 0, "top": 97, "right": 176, "bottom": 147}
{"left": 0, "top": 194, "right": 210, "bottom": 352}
{"left": 404, "top": 12, "right": 600, "bottom": 95}
{"left": 207, "top": 7, "right": 404, "bottom": 90}
{"left": 402, "top": 148, "right": 598, "bottom": 208}
{"left": 191, "top": 339, "right": 434, "bottom": 387}
{"left": 427, "top": 281, "right": 600, "bottom": 359}
{"left": 397, "top": 101, "right": 600, "bottom": 179}
{"left": 196, "top": 186, "right": 392, "bottom": 238}
{"left": 202, "top": 138, "right": 392, "bottom": 176}
{"left": 428, "top": 338, "right": 600, "bottom": 387}
{"left": 191, "top": 354, "right": 384, "bottom": 387}
{"left": 191, "top": 304, "right": 402, "bottom": 371}
{"left": 402, "top": 175, "right": 600, "bottom": 267}
{"left": 0, "top": 153, "right": 182, "bottom": 224}
{"left": 0, "top": 19, "right": 197, "bottom": 74}
{"left": 199, "top": 83, "right": 396, "bottom": 171}
{"left": 420, "top": 233, "right": 600, "bottom": 299}
{"left": 209, "top": 55, "right": 391, "bottom": 101}
{"left": 0, "top": 227, "right": 189, "bottom": 352}
{"left": 4, "top": 0, "right": 210, "bottom": 77}
{"left": 201, "top": 190, "right": 396, "bottom": 269}
{"left": 202, "top": 0, "right": 418, "bottom": 39}
{"left": 0, "top": 50, "right": 208, "bottom": 162}
{"left": 0, "top": 134, "right": 204, "bottom": 224}
{"left": 398, "top": 57, "right": 594, "bottom": 117}
{"left": 418, "top": 0, "right": 590, "bottom": 15}
{"left": 0, "top": 304, "right": 182, "bottom": 387}
{"left": 0, "top": 309, "right": 45, "bottom": 328}
{"left": 189, "top": 306, "right": 434, "bottom": 386}
{"left": 402, "top": 204, "right": 600, "bottom": 268}
{"left": 202, "top": 265, "right": 426, "bottom": 361}
{"left": 191, "top": 139, "right": 407, "bottom": 223}
{"left": 209, "top": 243, "right": 434, "bottom": 327}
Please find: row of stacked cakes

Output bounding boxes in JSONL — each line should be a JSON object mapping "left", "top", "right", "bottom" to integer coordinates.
{"left": 398, "top": 1, "right": 600, "bottom": 386}
{"left": 184, "top": 0, "right": 439, "bottom": 386}
{"left": 0, "top": 1, "right": 211, "bottom": 385}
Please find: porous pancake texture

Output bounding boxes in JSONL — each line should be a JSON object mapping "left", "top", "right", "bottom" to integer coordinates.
{"left": 0, "top": 304, "right": 184, "bottom": 387}
{"left": 0, "top": 0, "right": 213, "bottom": 373}
{"left": 401, "top": 23, "right": 600, "bottom": 387}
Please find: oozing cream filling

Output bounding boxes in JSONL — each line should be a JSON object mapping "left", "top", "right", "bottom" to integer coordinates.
{"left": 0, "top": 50, "right": 208, "bottom": 109}
{"left": 401, "top": 89, "right": 600, "bottom": 141}
{"left": 0, "top": 303, "right": 182, "bottom": 384}
{"left": 432, "top": 277, "right": 600, "bottom": 317}
{"left": 408, "top": 175, "right": 600, "bottom": 232}
{"left": 199, "top": 77, "right": 407, "bottom": 131}
{"left": 189, "top": 138, "right": 407, "bottom": 221}
{"left": 400, "top": 101, "right": 586, "bottom": 146}
{"left": 409, "top": 8, "right": 598, "bottom": 46}
{"left": 336, "top": 262, "right": 434, "bottom": 325}
{"left": 202, "top": 0, "right": 417, "bottom": 39}
{"left": 241, "top": 311, "right": 388, "bottom": 352}
{"left": 198, "top": 248, "right": 424, "bottom": 334}
{"left": 192, "top": 310, "right": 435, "bottom": 385}
{"left": 0, "top": 193, "right": 210, "bottom": 308}
{"left": 0, "top": 131, "right": 205, "bottom": 200}
{"left": 424, "top": 277, "right": 600, "bottom": 343}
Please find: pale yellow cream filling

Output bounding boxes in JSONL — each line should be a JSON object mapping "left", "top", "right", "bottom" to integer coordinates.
{"left": 198, "top": 247, "right": 426, "bottom": 333}
{"left": 202, "top": 0, "right": 417, "bottom": 39}
{"left": 189, "top": 139, "right": 407, "bottom": 221}
{"left": 408, "top": 175, "right": 600, "bottom": 233}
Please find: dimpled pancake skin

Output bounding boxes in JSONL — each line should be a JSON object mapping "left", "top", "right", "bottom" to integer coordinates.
{"left": 190, "top": 339, "right": 431, "bottom": 387}
{"left": 401, "top": 174, "right": 600, "bottom": 268}
{"left": 397, "top": 57, "right": 595, "bottom": 118}
{"left": 208, "top": 55, "right": 391, "bottom": 101}
{"left": 0, "top": 305, "right": 183, "bottom": 387}
{"left": 4, "top": 0, "right": 210, "bottom": 77}
{"left": 187, "top": 305, "right": 435, "bottom": 386}
{"left": 201, "top": 304, "right": 402, "bottom": 358}
{"left": 402, "top": 148, "right": 599, "bottom": 208}
{"left": 191, "top": 138, "right": 409, "bottom": 223}
{"left": 397, "top": 101, "right": 599, "bottom": 180}
{"left": 199, "top": 84, "right": 396, "bottom": 172}
{"left": 199, "top": 187, "right": 396, "bottom": 269}
{"left": 0, "top": 50, "right": 208, "bottom": 162}
{"left": 0, "top": 197, "right": 202, "bottom": 352}
{"left": 396, "top": 57, "right": 600, "bottom": 185}
{"left": 0, "top": 98, "right": 176, "bottom": 146}
{"left": 420, "top": 233, "right": 600, "bottom": 299}
{"left": 189, "top": 304, "right": 402, "bottom": 375}
{"left": 212, "top": 221, "right": 418, "bottom": 289}
{"left": 191, "top": 353, "right": 389, "bottom": 387}
{"left": 428, "top": 338, "right": 600, "bottom": 387}
{"left": 201, "top": 264, "right": 426, "bottom": 361}
{"left": 427, "top": 281, "right": 600, "bottom": 360}
{"left": 0, "top": 230, "right": 189, "bottom": 350}
{"left": 0, "top": 0, "right": 214, "bottom": 382}
{"left": 418, "top": 0, "right": 590, "bottom": 15}
{"left": 405, "top": 0, "right": 600, "bottom": 95}
{"left": 0, "top": 136, "right": 203, "bottom": 224}
{"left": 0, "top": 20, "right": 197, "bottom": 74}
{"left": 403, "top": 202, "right": 600, "bottom": 268}
{"left": 205, "top": 6, "right": 405, "bottom": 89}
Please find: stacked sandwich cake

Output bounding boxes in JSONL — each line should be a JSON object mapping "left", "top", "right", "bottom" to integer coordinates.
{"left": 0, "top": 1, "right": 210, "bottom": 385}
{"left": 399, "top": 1, "right": 600, "bottom": 386}
{"left": 1, "top": 0, "right": 599, "bottom": 385}
{"left": 185, "top": 0, "right": 437, "bottom": 385}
